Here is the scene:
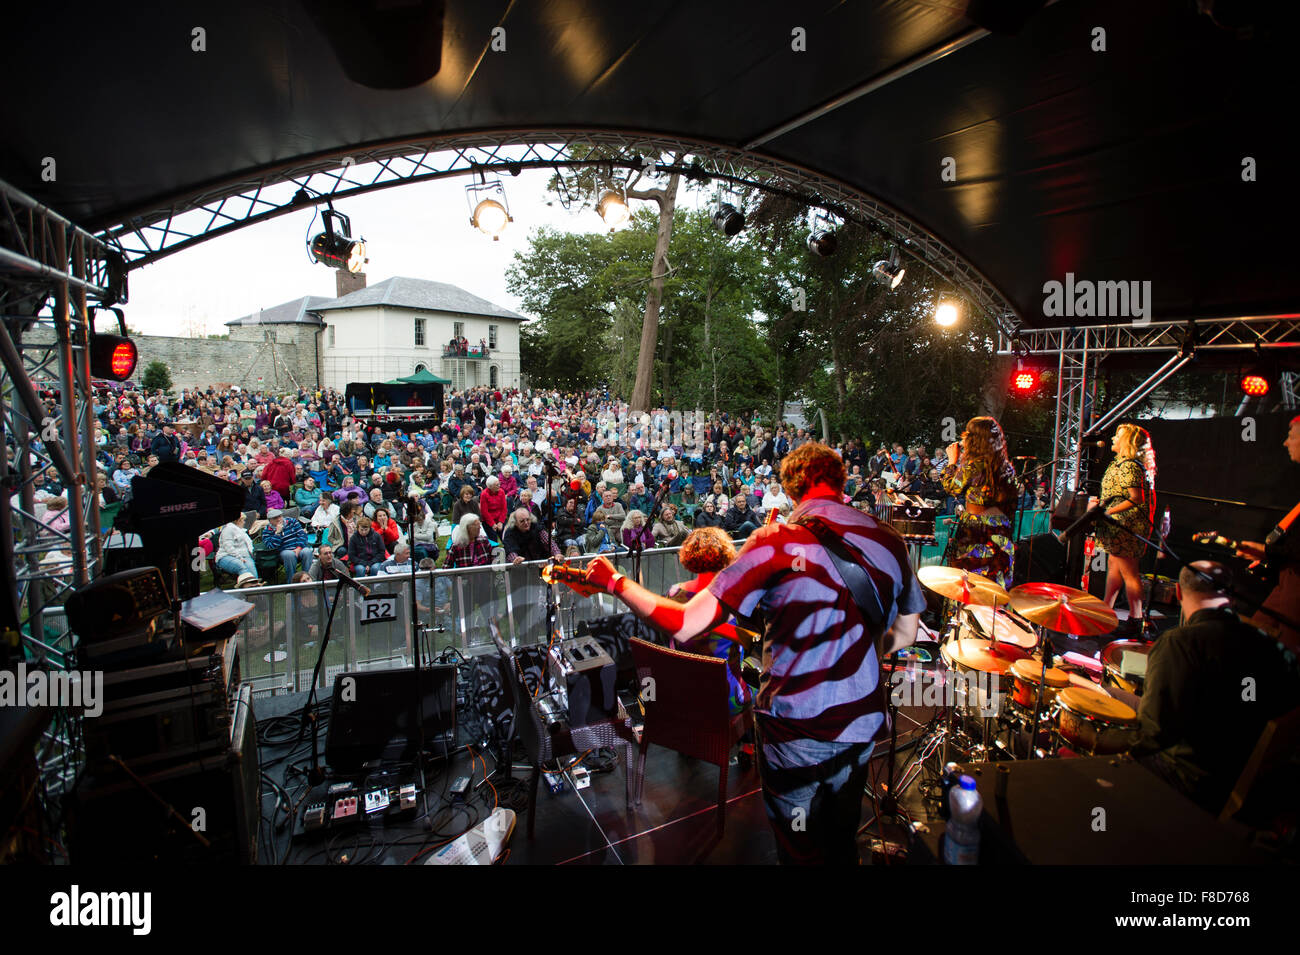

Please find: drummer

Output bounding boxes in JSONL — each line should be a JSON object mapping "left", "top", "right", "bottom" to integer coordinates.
{"left": 1131, "top": 561, "right": 1300, "bottom": 814}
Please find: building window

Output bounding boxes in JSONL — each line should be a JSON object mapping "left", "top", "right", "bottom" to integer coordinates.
{"left": 488, "top": 325, "right": 498, "bottom": 349}
{"left": 415, "top": 363, "right": 427, "bottom": 374}
{"left": 453, "top": 321, "right": 464, "bottom": 339}
{"left": 490, "top": 365, "right": 499, "bottom": 388}
{"left": 328, "top": 325, "right": 335, "bottom": 347}
{"left": 415, "top": 318, "right": 426, "bottom": 346}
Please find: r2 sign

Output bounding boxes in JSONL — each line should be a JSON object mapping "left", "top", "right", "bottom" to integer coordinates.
{"left": 360, "top": 594, "right": 398, "bottom": 625}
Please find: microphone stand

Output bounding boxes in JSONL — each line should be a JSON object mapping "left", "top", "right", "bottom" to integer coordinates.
{"left": 298, "top": 567, "right": 370, "bottom": 786}
{"left": 1073, "top": 512, "right": 1300, "bottom": 636}
{"left": 404, "top": 496, "right": 434, "bottom": 826}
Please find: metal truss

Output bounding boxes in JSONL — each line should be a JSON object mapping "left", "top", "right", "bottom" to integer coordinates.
{"left": 1, "top": 178, "right": 113, "bottom": 800}
{"left": 998, "top": 314, "right": 1300, "bottom": 356}
{"left": 95, "top": 129, "right": 1020, "bottom": 337}
{"left": 1004, "top": 315, "right": 1300, "bottom": 498}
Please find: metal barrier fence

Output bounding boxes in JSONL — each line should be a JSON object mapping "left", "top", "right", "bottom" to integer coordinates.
{"left": 231, "top": 509, "right": 1055, "bottom": 699}
{"left": 231, "top": 547, "right": 699, "bottom": 698}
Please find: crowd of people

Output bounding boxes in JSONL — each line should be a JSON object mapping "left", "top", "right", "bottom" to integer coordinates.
{"left": 13, "top": 381, "right": 1046, "bottom": 589}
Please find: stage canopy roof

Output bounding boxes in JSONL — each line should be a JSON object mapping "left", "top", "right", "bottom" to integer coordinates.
{"left": 3, "top": 0, "right": 1296, "bottom": 331}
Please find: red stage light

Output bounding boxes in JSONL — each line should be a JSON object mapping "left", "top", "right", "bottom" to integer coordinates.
{"left": 90, "top": 333, "right": 137, "bottom": 381}
{"left": 1012, "top": 370, "right": 1037, "bottom": 394}
{"left": 1240, "top": 373, "right": 1269, "bottom": 397}
{"left": 110, "top": 341, "right": 136, "bottom": 378}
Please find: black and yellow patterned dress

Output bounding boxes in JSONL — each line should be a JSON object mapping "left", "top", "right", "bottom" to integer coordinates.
{"left": 940, "top": 459, "right": 1018, "bottom": 588}
{"left": 1095, "top": 457, "right": 1151, "bottom": 559}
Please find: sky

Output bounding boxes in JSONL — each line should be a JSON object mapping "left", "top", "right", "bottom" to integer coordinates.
{"left": 121, "top": 161, "right": 712, "bottom": 337}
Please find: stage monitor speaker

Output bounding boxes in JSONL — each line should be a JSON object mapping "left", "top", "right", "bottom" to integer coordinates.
{"left": 324, "top": 665, "right": 457, "bottom": 772}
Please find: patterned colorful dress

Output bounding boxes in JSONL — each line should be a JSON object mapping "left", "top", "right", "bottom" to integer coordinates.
{"left": 1095, "top": 457, "right": 1151, "bottom": 559}
{"left": 940, "top": 458, "right": 1017, "bottom": 588}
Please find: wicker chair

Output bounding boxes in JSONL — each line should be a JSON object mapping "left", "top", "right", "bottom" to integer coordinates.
{"left": 493, "top": 636, "right": 639, "bottom": 838}
{"left": 628, "top": 637, "right": 754, "bottom": 835}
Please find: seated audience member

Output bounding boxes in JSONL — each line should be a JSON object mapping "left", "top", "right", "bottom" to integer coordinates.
{"left": 502, "top": 507, "right": 561, "bottom": 564}
{"left": 761, "top": 481, "right": 790, "bottom": 515}
{"left": 445, "top": 513, "right": 494, "bottom": 568}
{"left": 410, "top": 501, "right": 440, "bottom": 563}
{"left": 362, "top": 486, "right": 388, "bottom": 520}
{"left": 652, "top": 503, "right": 690, "bottom": 548}
{"left": 555, "top": 496, "right": 586, "bottom": 550}
{"left": 241, "top": 470, "right": 267, "bottom": 517}
{"left": 600, "top": 487, "right": 627, "bottom": 538}
{"left": 347, "top": 515, "right": 387, "bottom": 576}
{"left": 723, "top": 492, "right": 761, "bottom": 539}
{"left": 584, "top": 508, "right": 619, "bottom": 555}
{"left": 1131, "top": 561, "right": 1300, "bottom": 815}
{"left": 309, "top": 491, "right": 340, "bottom": 545}
{"left": 373, "top": 507, "right": 403, "bottom": 554}
{"left": 694, "top": 497, "right": 723, "bottom": 528}
{"left": 479, "top": 475, "right": 509, "bottom": 539}
{"left": 381, "top": 542, "right": 415, "bottom": 576}
{"left": 627, "top": 481, "right": 655, "bottom": 516}
{"left": 261, "top": 508, "right": 314, "bottom": 578}
{"left": 450, "top": 483, "right": 481, "bottom": 526}
{"left": 622, "top": 509, "right": 655, "bottom": 550}
{"left": 215, "top": 512, "right": 257, "bottom": 579}
{"left": 261, "top": 479, "right": 286, "bottom": 512}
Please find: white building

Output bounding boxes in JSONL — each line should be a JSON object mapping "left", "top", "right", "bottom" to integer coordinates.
{"left": 311, "top": 276, "right": 527, "bottom": 391}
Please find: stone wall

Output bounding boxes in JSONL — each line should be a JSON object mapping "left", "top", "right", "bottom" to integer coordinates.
{"left": 25, "top": 326, "right": 320, "bottom": 392}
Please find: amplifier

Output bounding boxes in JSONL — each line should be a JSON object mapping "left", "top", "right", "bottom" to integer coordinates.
{"left": 84, "top": 637, "right": 239, "bottom": 771}
{"left": 548, "top": 636, "right": 616, "bottom": 727}
{"left": 68, "top": 683, "right": 259, "bottom": 864}
{"left": 886, "top": 495, "right": 937, "bottom": 543}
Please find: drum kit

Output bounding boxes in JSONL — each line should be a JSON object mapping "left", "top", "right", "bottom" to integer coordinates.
{"left": 911, "top": 566, "right": 1147, "bottom": 763}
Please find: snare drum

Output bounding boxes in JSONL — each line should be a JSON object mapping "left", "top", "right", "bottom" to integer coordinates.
{"left": 1009, "top": 658, "right": 1069, "bottom": 713}
{"left": 940, "top": 638, "right": 1028, "bottom": 720}
{"left": 960, "top": 604, "right": 1038, "bottom": 651}
{"left": 1055, "top": 686, "right": 1138, "bottom": 755}
{"left": 1101, "top": 640, "right": 1151, "bottom": 696}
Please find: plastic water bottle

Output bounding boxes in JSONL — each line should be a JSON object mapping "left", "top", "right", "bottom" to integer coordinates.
{"left": 938, "top": 762, "right": 961, "bottom": 819}
{"left": 943, "top": 775, "right": 982, "bottom": 865}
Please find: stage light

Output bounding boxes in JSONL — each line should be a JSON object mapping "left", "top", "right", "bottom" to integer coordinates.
{"left": 808, "top": 229, "right": 837, "bottom": 257}
{"left": 934, "top": 301, "right": 959, "bottom": 326}
{"left": 807, "top": 210, "right": 838, "bottom": 257}
{"left": 596, "top": 189, "right": 630, "bottom": 230}
{"left": 1240, "top": 372, "right": 1269, "bottom": 397}
{"left": 1012, "top": 369, "right": 1038, "bottom": 394}
{"left": 471, "top": 198, "right": 509, "bottom": 238}
{"left": 712, "top": 202, "right": 745, "bottom": 237}
{"left": 89, "top": 308, "right": 137, "bottom": 381}
{"left": 309, "top": 209, "right": 367, "bottom": 273}
{"left": 872, "top": 248, "right": 905, "bottom": 289}
{"left": 465, "top": 175, "right": 513, "bottom": 241}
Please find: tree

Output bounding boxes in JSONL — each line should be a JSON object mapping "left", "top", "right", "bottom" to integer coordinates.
{"left": 141, "top": 360, "right": 172, "bottom": 393}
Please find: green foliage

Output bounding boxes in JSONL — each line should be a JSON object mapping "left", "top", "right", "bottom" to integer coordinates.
{"left": 141, "top": 360, "right": 173, "bottom": 393}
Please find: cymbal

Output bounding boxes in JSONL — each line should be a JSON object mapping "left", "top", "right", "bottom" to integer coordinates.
{"left": 917, "top": 566, "right": 1010, "bottom": 607}
{"left": 1008, "top": 582, "right": 1119, "bottom": 637}
{"left": 941, "top": 638, "right": 1030, "bottom": 675}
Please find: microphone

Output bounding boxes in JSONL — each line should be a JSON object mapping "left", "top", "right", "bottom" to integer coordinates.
{"left": 1062, "top": 503, "right": 1106, "bottom": 540}
{"left": 328, "top": 565, "right": 371, "bottom": 599}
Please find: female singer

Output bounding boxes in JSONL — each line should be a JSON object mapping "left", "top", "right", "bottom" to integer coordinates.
{"left": 940, "top": 416, "right": 1018, "bottom": 587}
{"left": 1095, "top": 422, "right": 1156, "bottom": 638}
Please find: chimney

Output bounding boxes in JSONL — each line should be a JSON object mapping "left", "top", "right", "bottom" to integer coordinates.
{"left": 335, "top": 269, "right": 367, "bottom": 298}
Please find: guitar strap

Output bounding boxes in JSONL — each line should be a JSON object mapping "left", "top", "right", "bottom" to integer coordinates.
{"left": 1265, "top": 499, "right": 1300, "bottom": 549}
{"left": 793, "top": 515, "right": 887, "bottom": 638}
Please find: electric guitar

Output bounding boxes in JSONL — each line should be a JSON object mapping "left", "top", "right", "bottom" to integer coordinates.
{"left": 540, "top": 560, "right": 762, "bottom": 650}
{"left": 1192, "top": 531, "right": 1280, "bottom": 591}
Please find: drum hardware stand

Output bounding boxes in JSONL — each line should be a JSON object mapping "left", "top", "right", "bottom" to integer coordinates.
{"left": 1025, "top": 623, "right": 1056, "bottom": 759}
